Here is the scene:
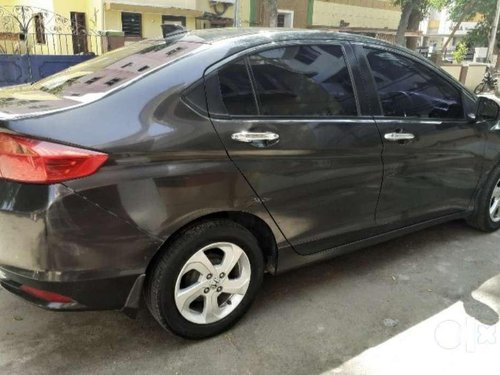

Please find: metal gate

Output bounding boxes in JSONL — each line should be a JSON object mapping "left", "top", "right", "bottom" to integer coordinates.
{"left": 0, "top": 5, "right": 103, "bottom": 87}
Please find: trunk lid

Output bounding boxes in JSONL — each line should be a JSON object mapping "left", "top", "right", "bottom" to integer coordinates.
{"left": 0, "top": 84, "right": 82, "bottom": 119}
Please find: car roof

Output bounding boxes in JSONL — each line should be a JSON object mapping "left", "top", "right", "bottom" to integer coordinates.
{"left": 170, "top": 27, "right": 392, "bottom": 48}
{"left": 168, "top": 27, "right": 425, "bottom": 61}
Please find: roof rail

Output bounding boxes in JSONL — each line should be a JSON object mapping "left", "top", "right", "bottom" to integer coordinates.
{"left": 161, "top": 24, "right": 187, "bottom": 38}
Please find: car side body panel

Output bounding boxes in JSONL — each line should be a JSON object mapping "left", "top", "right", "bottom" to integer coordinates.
{"left": 0, "top": 43, "right": 288, "bottom": 302}
{"left": 352, "top": 44, "right": 485, "bottom": 228}
{"left": 0, "top": 29, "right": 497, "bottom": 313}
{"left": 205, "top": 40, "right": 384, "bottom": 255}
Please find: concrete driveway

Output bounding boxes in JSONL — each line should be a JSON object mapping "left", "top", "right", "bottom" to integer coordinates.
{"left": 0, "top": 220, "right": 499, "bottom": 375}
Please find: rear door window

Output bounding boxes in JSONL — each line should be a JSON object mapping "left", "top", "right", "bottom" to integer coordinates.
{"left": 248, "top": 45, "right": 358, "bottom": 117}
{"left": 217, "top": 59, "right": 258, "bottom": 116}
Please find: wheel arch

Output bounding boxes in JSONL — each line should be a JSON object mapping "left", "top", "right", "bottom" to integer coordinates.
{"left": 145, "top": 211, "right": 279, "bottom": 278}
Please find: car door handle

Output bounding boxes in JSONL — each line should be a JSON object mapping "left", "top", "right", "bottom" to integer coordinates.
{"left": 231, "top": 131, "right": 280, "bottom": 143}
{"left": 384, "top": 132, "right": 415, "bottom": 141}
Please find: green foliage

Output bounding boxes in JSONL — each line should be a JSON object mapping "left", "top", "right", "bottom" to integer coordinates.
{"left": 455, "top": 0, "right": 499, "bottom": 48}
{"left": 392, "top": 0, "right": 448, "bottom": 16}
{"left": 428, "top": 0, "right": 451, "bottom": 10}
{"left": 433, "top": 0, "right": 497, "bottom": 48}
{"left": 453, "top": 41, "right": 469, "bottom": 63}
{"left": 465, "top": 22, "right": 492, "bottom": 47}
{"left": 448, "top": 0, "right": 494, "bottom": 22}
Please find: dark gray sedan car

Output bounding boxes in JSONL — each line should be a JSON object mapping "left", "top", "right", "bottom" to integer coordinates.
{"left": 0, "top": 28, "right": 500, "bottom": 339}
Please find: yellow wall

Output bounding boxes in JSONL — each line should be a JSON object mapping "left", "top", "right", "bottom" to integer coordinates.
{"left": 53, "top": 0, "right": 105, "bottom": 29}
{"left": 1, "top": 0, "right": 20, "bottom": 7}
{"left": 313, "top": 0, "right": 401, "bottom": 29}
{"left": 186, "top": 17, "right": 196, "bottom": 29}
{"left": 51, "top": 0, "right": 103, "bottom": 54}
{"left": 428, "top": 19, "right": 440, "bottom": 30}
{"left": 195, "top": 0, "right": 234, "bottom": 17}
{"left": 239, "top": 0, "right": 251, "bottom": 27}
{"left": 0, "top": 0, "right": 239, "bottom": 55}
{"left": 142, "top": 13, "right": 163, "bottom": 38}
{"left": 104, "top": 9, "right": 197, "bottom": 38}
{"left": 0, "top": 0, "right": 103, "bottom": 55}
{"left": 105, "top": 9, "right": 121, "bottom": 31}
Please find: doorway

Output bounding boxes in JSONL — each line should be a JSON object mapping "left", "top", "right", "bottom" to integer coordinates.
{"left": 70, "top": 11, "right": 88, "bottom": 54}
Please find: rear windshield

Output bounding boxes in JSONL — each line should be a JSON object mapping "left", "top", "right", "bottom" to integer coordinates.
{"left": 32, "top": 38, "right": 204, "bottom": 101}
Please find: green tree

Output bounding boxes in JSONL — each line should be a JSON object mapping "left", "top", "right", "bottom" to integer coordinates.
{"left": 441, "top": 0, "right": 493, "bottom": 52}
{"left": 459, "top": 0, "right": 499, "bottom": 49}
{"left": 394, "top": 0, "right": 448, "bottom": 46}
{"left": 452, "top": 41, "right": 469, "bottom": 62}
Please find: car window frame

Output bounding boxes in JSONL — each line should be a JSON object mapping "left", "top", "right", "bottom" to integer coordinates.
{"left": 203, "top": 40, "right": 361, "bottom": 120}
{"left": 359, "top": 44, "right": 467, "bottom": 121}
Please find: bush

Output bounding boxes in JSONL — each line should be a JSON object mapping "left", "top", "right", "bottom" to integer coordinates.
{"left": 453, "top": 42, "right": 469, "bottom": 64}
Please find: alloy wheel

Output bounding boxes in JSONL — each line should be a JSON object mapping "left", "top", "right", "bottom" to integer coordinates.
{"left": 174, "top": 242, "right": 251, "bottom": 324}
{"left": 490, "top": 178, "right": 500, "bottom": 222}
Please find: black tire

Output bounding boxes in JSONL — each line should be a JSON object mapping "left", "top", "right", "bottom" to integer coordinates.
{"left": 474, "top": 82, "right": 486, "bottom": 94}
{"left": 144, "top": 219, "right": 264, "bottom": 339}
{"left": 467, "top": 166, "right": 500, "bottom": 232}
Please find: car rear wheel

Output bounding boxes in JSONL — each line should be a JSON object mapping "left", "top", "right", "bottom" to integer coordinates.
{"left": 145, "top": 220, "right": 264, "bottom": 339}
{"left": 468, "top": 166, "right": 500, "bottom": 232}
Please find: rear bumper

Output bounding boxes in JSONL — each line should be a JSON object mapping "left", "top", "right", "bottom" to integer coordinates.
{"left": 0, "top": 181, "right": 161, "bottom": 312}
{"left": 0, "top": 266, "right": 142, "bottom": 311}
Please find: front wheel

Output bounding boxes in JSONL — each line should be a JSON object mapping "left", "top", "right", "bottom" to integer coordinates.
{"left": 145, "top": 220, "right": 264, "bottom": 339}
{"left": 467, "top": 166, "right": 500, "bottom": 232}
{"left": 474, "top": 82, "right": 486, "bottom": 94}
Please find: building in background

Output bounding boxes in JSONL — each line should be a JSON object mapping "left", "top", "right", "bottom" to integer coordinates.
{"left": 244, "top": 0, "right": 312, "bottom": 28}
{"left": 104, "top": 0, "right": 237, "bottom": 40}
{"left": 1, "top": 0, "right": 423, "bottom": 55}
{"left": 246, "top": 0, "right": 413, "bottom": 44}
{"left": 420, "top": 9, "right": 481, "bottom": 50}
{"left": 0, "top": 0, "right": 105, "bottom": 55}
{"left": 0, "top": 0, "right": 238, "bottom": 53}
{"left": 312, "top": 0, "right": 403, "bottom": 42}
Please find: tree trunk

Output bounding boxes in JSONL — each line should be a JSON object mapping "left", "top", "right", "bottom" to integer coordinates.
{"left": 407, "top": 8, "right": 423, "bottom": 50}
{"left": 396, "top": 1, "right": 415, "bottom": 46}
{"left": 442, "top": 0, "right": 479, "bottom": 53}
{"left": 442, "top": 14, "right": 467, "bottom": 53}
{"left": 262, "top": 0, "right": 278, "bottom": 27}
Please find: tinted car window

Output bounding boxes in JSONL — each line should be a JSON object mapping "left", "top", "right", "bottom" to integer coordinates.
{"left": 217, "top": 59, "right": 257, "bottom": 116}
{"left": 248, "top": 45, "right": 357, "bottom": 117}
{"left": 365, "top": 48, "right": 463, "bottom": 119}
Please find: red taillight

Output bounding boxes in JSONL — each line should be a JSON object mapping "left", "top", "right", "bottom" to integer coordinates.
{"left": 19, "top": 285, "right": 74, "bottom": 303}
{"left": 0, "top": 133, "right": 108, "bottom": 184}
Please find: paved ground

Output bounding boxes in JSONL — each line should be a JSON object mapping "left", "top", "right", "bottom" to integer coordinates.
{"left": 0, "top": 220, "right": 499, "bottom": 375}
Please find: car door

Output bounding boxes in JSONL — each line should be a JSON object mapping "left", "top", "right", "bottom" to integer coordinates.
{"left": 360, "top": 46, "right": 484, "bottom": 227}
{"left": 205, "top": 42, "right": 384, "bottom": 255}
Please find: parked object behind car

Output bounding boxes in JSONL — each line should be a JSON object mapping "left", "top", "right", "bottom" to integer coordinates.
{"left": 0, "top": 28, "right": 500, "bottom": 339}
{"left": 474, "top": 65, "right": 499, "bottom": 94}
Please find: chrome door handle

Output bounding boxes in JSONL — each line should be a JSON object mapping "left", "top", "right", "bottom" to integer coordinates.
{"left": 231, "top": 131, "right": 280, "bottom": 143}
{"left": 384, "top": 132, "right": 415, "bottom": 141}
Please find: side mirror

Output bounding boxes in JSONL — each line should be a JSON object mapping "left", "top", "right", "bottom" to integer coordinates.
{"left": 477, "top": 96, "right": 500, "bottom": 122}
